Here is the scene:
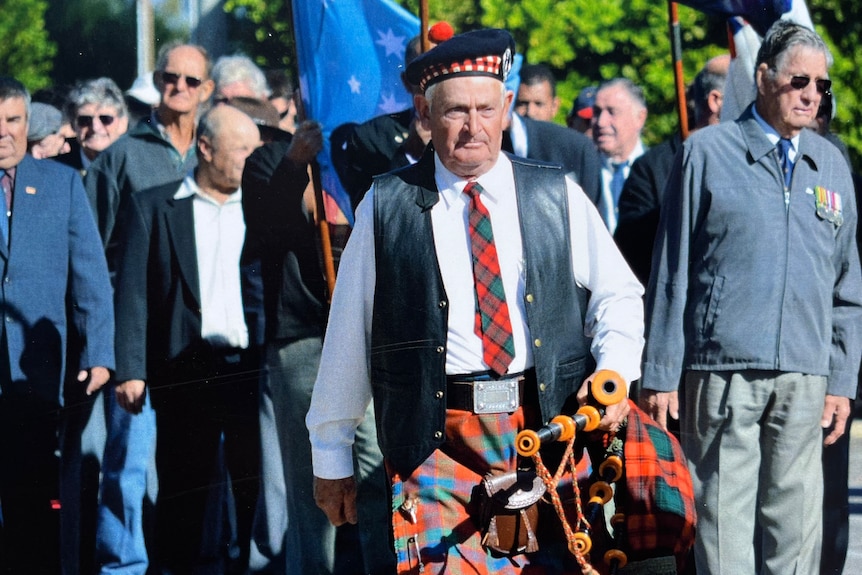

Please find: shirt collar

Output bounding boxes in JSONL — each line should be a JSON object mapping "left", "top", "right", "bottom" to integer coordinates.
{"left": 434, "top": 152, "right": 513, "bottom": 205}
{"left": 173, "top": 172, "right": 243, "bottom": 205}
{"left": 752, "top": 104, "right": 800, "bottom": 150}
{"left": 601, "top": 139, "right": 644, "bottom": 170}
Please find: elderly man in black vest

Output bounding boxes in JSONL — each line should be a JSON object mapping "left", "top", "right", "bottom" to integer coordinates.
{"left": 307, "top": 29, "right": 644, "bottom": 573}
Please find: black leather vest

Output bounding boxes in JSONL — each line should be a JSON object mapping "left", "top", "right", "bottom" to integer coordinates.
{"left": 371, "top": 152, "right": 593, "bottom": 477}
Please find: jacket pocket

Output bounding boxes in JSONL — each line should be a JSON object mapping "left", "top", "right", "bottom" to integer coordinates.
{"left": 701, "top": 275, "right": 725, "bottom": 340}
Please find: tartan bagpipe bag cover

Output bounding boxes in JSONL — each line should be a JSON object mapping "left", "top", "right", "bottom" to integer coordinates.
{"left": 622, "top": 400, "right": 696, "bottom": 570}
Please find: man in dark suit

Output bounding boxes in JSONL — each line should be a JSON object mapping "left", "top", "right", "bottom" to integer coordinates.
{"left": 614, "top": 55, "right": 729, "bottom": 285}
{"left": 505, "top": 112, "right": 601, "bottom": 204}
{"left": 0, "top": 76, "right": 115, "bottom": 574}
{"left": 112, "top": 104, "right": 263, "bottom": 574}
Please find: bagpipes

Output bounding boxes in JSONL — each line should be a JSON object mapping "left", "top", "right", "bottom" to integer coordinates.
{"left": 510, "top": 371, "right": 696, "bottom": 575}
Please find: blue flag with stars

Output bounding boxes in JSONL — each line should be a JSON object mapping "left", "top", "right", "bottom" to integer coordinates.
{"left": 292, "top": 0, "right": 420, "bottom": 225}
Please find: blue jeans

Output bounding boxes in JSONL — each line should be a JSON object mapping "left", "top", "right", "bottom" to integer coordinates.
{"left": 95, "top": 389, "right": 157, "bottom": 575}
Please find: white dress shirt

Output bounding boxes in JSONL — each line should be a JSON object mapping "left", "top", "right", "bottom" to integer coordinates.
{"left": 307, "top": 153, "right": 644, "bottom": 479}
{"left": 174, "top": 176, "right": 249, "bottom": 350}
{"left": 599, "top": 140, "right": 645, "bottom": 234}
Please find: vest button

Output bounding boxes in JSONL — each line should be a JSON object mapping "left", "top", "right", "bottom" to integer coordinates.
{"left": 434, "top": 431, "right": 443, "bottom": 440}
{"left": 534, "top": 338, "right": 542, "bottom": 347}
{"left": 435, "top": 390, "right": 443, "bottom": 399}
{"left": 438, "top": 300, "right": 447, "bottom": 308}
{"left": 539, "top": 382, "right": 547, "bottom": 392}
{"left": 525, "top": 293, "right": 534, "bottom": 303}
{"left": 436, "top": 346, "right": 444, "bottom": 353}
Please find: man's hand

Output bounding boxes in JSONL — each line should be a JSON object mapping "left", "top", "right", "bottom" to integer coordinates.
{"left": 822, "top": 394, "right": 851, "bottom": 446}
{"left": 576, "top": 373, "right": 630, "bottom": 432}
{"left": 638, "top": 389, "right": 679, "bottom": 431}
{"left": 313, "top": 476, "right": 358, "bottom": 526}
{"left": 286, "top": 121, "right": 323, "bottom": 165}
{"left": 77, "top": 366, "right": 111, "bottom": 396}
{"left": 115, "top": 379, "right": 147, "bottom": 414}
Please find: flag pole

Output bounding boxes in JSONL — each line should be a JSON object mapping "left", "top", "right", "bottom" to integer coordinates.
{"left": 420, "top": 0, "right": 430, "bottom": 52}
{"left": 286, "top": 0, "right": 338, "bottom": 301}
{"left": 668, "top": 1, "right": 691, "bottom": 140}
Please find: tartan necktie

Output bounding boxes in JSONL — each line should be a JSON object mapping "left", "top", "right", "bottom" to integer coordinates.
{"left": 463, "top": 181, "right": 515, "bottom": 376}
{"left": 776, "top": 138, "right": 793, "bottom": 188}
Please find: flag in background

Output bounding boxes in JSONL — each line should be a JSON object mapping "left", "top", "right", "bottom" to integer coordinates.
{"left": 677, "top": 0, "right": 813, "bottom": 122}
{"left": 292, "top": 0, "right": 420, "bottom": 225}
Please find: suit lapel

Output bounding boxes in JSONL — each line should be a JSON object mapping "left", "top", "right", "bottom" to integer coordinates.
{"left": 165, "top": 194, "right": 201, "bottom": 307}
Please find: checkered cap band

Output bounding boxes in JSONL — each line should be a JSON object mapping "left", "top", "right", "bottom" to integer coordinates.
{"left": 419, "top": 55, "right": 504, "bottom": 91}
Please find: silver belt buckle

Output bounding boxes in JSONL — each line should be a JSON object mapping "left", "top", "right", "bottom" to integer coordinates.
{"left": 473, "top": 378, "right": 520, "bottom": 414}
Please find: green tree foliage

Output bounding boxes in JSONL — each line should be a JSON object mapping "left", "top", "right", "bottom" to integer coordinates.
{"left": 0, "top": 0, "right": 56, "bottom": 91}
{"left": 224, "top": 0, "right": 295, "bottom": 69}
{"left": 224, "top": 0, "right": 860, "bottom": 167}
{"left": 811, "top": 1, "right": 862, "bottom": 168}
{"left": 44, "top": 0, "right": 182, "bottom": 93}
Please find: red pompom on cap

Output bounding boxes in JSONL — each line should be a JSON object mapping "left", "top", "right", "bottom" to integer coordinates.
{"left": 428, "top": 21, "right": 455, "bottom": 44}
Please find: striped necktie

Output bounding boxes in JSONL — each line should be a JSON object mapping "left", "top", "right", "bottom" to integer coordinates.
{"left": 463, "top": 181, "right": 515, "bottom": 376}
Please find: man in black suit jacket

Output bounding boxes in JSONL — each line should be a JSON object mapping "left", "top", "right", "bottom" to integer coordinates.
{"left": 614, "top": 56, "right": 729, "bottom": 285}
{"left": 505, "top": 112, "right": 601, "bottom": 204}
{"left": 112, "top": 104, "right": 263, "bottom": 574}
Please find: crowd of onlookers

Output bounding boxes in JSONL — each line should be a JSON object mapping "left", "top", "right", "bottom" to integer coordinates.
{"left": 0, "top": 19, "right": 858, "bottom": 575}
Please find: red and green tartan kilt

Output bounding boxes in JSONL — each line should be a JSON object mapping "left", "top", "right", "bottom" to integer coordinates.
{"left": 388, "top": 405, "right": 591, "bottom": 575}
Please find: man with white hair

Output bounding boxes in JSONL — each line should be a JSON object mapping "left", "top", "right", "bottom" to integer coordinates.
{"left": 211, "top": 54, "right": 270, "bottom": 102}
{"left": 307, "top": 29, "right": 643, "bottom": 573}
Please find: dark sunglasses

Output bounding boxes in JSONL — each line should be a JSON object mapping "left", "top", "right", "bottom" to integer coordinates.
{"left": 76, "top": 114, "right": 116, "bottom": 128}
{"left": 160, "top": 71, "right": 204, "bottom": 89}
{"left": 788, "top": 75, "right": 832, "bottom": 95}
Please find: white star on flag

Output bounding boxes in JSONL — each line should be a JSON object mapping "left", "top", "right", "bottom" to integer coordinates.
{"left": 348, "top": 75, "right": 362, "bottom": 94}
{"left": 375, "top": 28, "right": 407, "bottom": 57}
{"left": 379, "top": 92, "right": 408, "bottom": 114}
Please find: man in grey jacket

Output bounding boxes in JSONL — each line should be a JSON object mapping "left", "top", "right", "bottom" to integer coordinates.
{"left": 639, "top": 21, "right": 862, "bottom": 575}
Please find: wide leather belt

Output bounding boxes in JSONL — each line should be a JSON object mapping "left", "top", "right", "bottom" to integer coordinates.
{"left": 446, "top": 370, "right": 534, "bottom": 414}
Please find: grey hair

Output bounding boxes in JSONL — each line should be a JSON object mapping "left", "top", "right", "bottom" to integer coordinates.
{"left": 211, "top": 54, "right": 270, "bottom": 99}
{"left": 67, "top": 77, "right": 128, "bottom": 119}
{"left": 596, "top": 77, "right": 647, "bottom": 111}
{"left": 756, "top": 20, "right": 833, "bottom": 72}
{"left": 0, "top": 76, "right": 31, "bottom": 119}
{"left": 155, "top": 42, "right": 212, "bottom": 78}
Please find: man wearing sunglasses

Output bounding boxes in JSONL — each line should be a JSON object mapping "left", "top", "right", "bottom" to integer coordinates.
{"left": 86, "top": 43, "right": 214, "bottom": 250}
{"left": 82, "top": 42, "right": 214, "bottom": 575}
{"left": 640, "top": 21, "right": 862, "bottom": 575}
{"left": 57, "top": 77, "right": 129, "bottom": 178}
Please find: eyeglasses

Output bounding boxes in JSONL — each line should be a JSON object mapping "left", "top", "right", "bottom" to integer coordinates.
{"left": 160, "top": 71, "right": 204, "bottom": 89}
{"left": 788, "top": 75, "right": 832, "bottom": 95}
{"left": 76, "top": 115, "right": 116, "bottom": 128}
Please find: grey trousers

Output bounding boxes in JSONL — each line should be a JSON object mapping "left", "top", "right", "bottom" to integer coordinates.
{"left": 681, "top": 370, "right": 826, "bottom": 575}
{"left": 250, "top": 337, "right": 394, "bottom": 574}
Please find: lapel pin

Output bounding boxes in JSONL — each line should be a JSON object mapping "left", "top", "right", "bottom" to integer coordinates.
{"left": 26, "top": 186, "right": 36, "bottom": 195}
